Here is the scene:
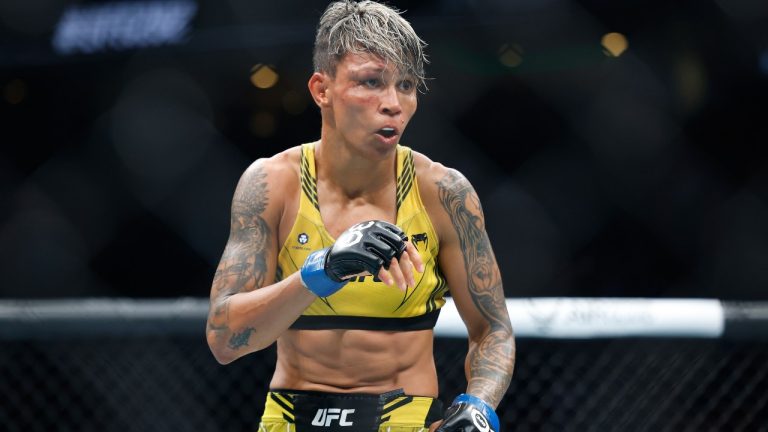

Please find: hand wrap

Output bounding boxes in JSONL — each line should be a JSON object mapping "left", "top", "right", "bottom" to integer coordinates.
{"left": 300, "top": 220, "right": 407, "bottom": 297}
{"left": 436, "top": 394, "right": 500, "bottom": 432}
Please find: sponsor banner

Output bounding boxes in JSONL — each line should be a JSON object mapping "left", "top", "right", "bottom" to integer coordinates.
{"left": 435, "top": 298, "right": 724, "bottom": 338}
{"left": 52, "top": 1, "right": 197, "bottom": 55}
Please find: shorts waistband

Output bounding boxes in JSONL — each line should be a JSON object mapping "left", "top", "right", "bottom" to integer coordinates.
{"left": 261, "top": 389, "right": 443, "bottom": 431}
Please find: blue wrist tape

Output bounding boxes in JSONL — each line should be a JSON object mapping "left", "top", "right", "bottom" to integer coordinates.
{"left": 300, "top": 248, "right": 346, "bottom": 297}
{"left": 452, "top": 393, "right": 500, "bottom": 432}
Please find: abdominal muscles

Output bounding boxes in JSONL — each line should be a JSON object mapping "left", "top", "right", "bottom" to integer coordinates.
{"left": 270, "top": 328, "right": 439, "bottom": 396}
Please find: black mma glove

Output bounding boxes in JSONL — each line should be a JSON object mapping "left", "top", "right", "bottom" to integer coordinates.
{"left": 436, "top": 394, "right": 500, "bottom": 432}
{"left": 300, "top": 220, "right": 407, "bottom": 297}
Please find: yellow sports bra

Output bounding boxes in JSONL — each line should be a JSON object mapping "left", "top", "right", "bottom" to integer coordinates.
{"left": 278, "top": 142, "right": 447, "bottom": 331}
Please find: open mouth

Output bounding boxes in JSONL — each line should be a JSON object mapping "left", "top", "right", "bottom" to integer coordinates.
{"left": 377, "top": 127, "right": 397, "bottom": 138}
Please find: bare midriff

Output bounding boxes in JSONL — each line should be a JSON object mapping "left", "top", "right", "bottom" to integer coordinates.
{"left": 270, "top": 328, "right": 439, "bottom": 397}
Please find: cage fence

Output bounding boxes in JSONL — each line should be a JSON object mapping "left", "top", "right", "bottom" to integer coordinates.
{"left": 1, "top": 298, "right": 767, "bottom": 432}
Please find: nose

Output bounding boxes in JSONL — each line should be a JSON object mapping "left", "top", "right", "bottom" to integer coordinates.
{"left": 379, "top": 85, "right": 402, "bottom": 116}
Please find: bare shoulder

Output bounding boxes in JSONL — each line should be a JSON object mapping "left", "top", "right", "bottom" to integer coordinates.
{"left": 412, "top": 150, "right": 471, "bottom": 191}
{"left": 232, "top": 146, "right": 302, "bottom": 222}
{"left": 241, "top": 146, "right": 300, "bottom": 187}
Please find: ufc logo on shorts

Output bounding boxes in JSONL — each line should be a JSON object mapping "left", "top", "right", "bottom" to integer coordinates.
{"left": 311, "top": 408, "right": 355, "bottom": 427}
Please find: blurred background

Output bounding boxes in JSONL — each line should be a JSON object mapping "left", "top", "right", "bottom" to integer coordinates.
{"left": 3, "top": 2, "right": 768, "bottom": 431}
{"left": 2, "top": 0, "right": 768, "bottom": 301}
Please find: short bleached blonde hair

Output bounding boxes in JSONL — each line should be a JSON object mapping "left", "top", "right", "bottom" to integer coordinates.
{"left": 313, "top": 1, "right": 429, "bottom": 91}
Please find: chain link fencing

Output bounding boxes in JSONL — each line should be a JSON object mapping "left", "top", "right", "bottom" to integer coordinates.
{"left": 2, "top": 298, "right": 768, "bottom": 431}
{"left": 3, "top": 335, "right": 767, "bottom": 431}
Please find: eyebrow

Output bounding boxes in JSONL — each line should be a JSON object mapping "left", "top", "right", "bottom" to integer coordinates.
{"left": 348, "top": 64, "right": 385, "bottom": 74}
{"left": 346, "top": 63, "right": 414, "bottom": 81}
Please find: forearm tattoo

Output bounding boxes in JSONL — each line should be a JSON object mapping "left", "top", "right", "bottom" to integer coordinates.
{"left": 437, "top": 170, "right": 515, "bottom": 406}
{"left": 207, "top": 166, "right": 271, "bottom": 349}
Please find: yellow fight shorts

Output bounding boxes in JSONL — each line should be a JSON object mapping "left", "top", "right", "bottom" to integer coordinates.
{"left": 258, "top": 388, "right": 443, "bottom": 432}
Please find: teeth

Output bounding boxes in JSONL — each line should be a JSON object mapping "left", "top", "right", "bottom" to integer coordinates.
{"left": 379, "top": 128, "right": 396, "bottom": 138}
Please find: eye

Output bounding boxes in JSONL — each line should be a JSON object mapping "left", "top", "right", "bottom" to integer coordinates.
{"left": 398, "top": 79, "right": 415, "bottom": 92}
{"left": 362, "top": 78, "right": 381, "bottom": 88}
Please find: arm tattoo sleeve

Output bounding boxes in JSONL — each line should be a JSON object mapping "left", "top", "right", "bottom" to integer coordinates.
{"left": 207, "top": 166, "right": 271, "bottom": 348}
{"left": 437, "top": 170, "right": 515, "bottom": 406}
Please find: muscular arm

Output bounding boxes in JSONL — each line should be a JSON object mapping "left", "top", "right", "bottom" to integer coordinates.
{"left": 206, "top": 159, "right": 316, "bottom": 364}
{"left": 434, "top": 169, "right": 515, "bottom": 407}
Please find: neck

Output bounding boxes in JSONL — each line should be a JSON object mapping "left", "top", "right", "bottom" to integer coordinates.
{"left": 315, "top": 130, "right": 397, "bottom": 198}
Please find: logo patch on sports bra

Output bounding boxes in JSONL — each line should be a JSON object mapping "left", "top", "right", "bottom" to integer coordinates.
{"left": 292, "top": 232, "right": 312, "bottom": 251}
{"left": 411, "top": 233, "right": 428, "bottom": 250}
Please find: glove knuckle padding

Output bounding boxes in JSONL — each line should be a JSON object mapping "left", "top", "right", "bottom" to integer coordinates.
{"left": 326, "top": 220, "right": 407, "bottom": 280}
{"left": 366, "top": 237, "right": 395, "bottom": 267}
{"left": 377, "top": 221, "right": 408, "bottom": 248}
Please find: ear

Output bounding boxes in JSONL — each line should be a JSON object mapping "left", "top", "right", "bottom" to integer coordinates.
{"left": 308, "top": 72, "right": 331, "bottom": 107}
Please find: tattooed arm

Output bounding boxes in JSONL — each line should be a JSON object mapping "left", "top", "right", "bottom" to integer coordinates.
{"left": 206, "top": 156, "right": 316, "bottom": 364}
{"left": 420, "top": 159, "right": 515, "bottom": 408}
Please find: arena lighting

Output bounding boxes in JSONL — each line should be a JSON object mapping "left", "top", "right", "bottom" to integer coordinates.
{"left": 250, "top": 64, "right": 279, "bottom": 89}
{"left": 601, "top": 32, "right": 628, "bottom": 57}
{"left": 52, "top": 1, "right": 197, "bottom": 55}
{"left": 498, "top": 43, "right": 523, "bottom": 68}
